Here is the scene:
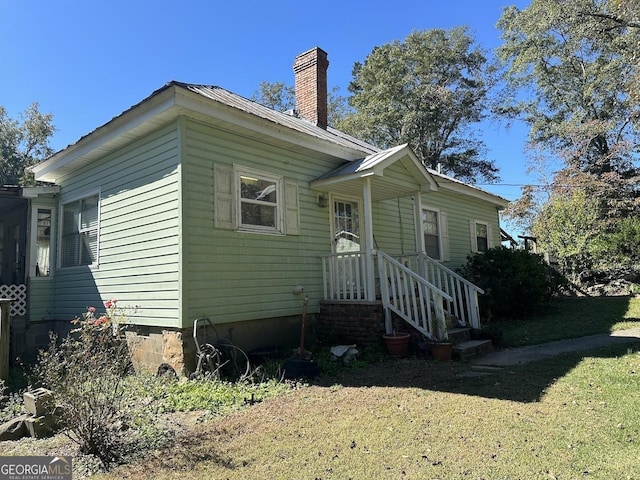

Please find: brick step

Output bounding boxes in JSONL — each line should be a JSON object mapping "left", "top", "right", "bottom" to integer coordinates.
{"left": 447, "top": 327, "right": 471, "bottom": 344}
{"left": 453, "top": 339, "right": 493, "bottom": 361}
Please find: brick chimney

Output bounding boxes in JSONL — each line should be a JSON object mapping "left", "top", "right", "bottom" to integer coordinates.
{"left": 293, "top": 47, "right": 329, "bottom": 129}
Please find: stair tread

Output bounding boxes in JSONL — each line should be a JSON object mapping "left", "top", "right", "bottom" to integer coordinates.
{"left": 448, "top": 327, "right": 472, "bottom": 334}
{"left": 453, "top": 339, "right": 492, "bottom": 350}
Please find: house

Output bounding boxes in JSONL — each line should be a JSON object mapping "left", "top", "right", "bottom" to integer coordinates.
{"left": 1, "top": 47, "right": 508, "bottom": 374}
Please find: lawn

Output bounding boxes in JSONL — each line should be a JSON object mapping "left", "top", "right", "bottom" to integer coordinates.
{"left": 2, "top": 296, "right": 640, "bottom": 479}
{"left": 107, "top": 342, "right": 640, "bottom": 480}
{"left": 497, "top": 294, "right": 640, "bottom": 346}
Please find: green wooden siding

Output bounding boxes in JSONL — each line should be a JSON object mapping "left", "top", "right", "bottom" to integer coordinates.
{"left": 52, "top": 124, "right": 181, "bottom": 327}
{"left": 46, "top": 113, "right": 502, "bottom": 330}
{"left": 181, "top": 119, "right": 341, "bottom": 327}
{"left": 421, "top": 189, "right": 502, "bottom": 267}
{"left": 29, "top": 280, "right": 55, "bottom": 321}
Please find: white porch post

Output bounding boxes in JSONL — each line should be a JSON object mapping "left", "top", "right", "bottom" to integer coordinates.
{"left": 413, "top": 192, "right": 426, "bottom": 280}
{"left": 363, "top": 176, "right": 376, "bottom": 300}
{"left": 413, "top": 192, "right": 425, "bottom": 253}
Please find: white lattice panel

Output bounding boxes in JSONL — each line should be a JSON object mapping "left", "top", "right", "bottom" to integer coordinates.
{"left": 0, "top": 284, "right": 27, "bottom": 316}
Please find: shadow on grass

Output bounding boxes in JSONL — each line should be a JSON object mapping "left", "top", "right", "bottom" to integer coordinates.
{"left": 314, "top": 296, "right": 640, "bottom": 403}
{"left": 315, "top": 341, "right": 640, "bottom": 403}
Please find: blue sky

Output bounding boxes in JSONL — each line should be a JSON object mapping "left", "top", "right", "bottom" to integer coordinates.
{"left": 1, "top": 0, "right": 531, "bottom": 232}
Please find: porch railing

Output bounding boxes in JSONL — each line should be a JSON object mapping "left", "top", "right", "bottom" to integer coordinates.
{"left": 320, "top": 251, "right": 369, "bottom": 301}
{"left": 377, "top": 251, "right": 452, "bottom": 338}
{"left": 393, "top": 253, "right": 483, "bottom": 329}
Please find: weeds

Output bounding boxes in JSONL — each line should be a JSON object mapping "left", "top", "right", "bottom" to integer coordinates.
{"left": 34, "top": 303, "right": 159, "bottom": 469}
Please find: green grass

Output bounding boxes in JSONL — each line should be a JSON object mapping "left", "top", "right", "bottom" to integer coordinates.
{"left": 496, "top": 295, "right": 640, "bottom": 346}
{"left": 99, "top": 342, "right": 640, "bottom": 480}
{"left": 3, "top": 295, "right": 640, "bottom": 479}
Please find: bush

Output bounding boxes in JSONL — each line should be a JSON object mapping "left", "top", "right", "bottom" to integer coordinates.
{"left": 35, "top": 301, "right": 164, "bottom": 469}
{"left": 460, "top": 247, "right": 563, "bottom": 321}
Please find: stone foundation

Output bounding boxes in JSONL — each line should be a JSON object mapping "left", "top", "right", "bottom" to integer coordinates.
{"left": 13, "top": 313, "right": 315, "bottom": 377}
{"left": 124, "top": 314, "right": 313, "bottom": 377}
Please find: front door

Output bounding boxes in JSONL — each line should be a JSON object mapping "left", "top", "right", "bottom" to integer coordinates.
{"left": 332, "top": 198, "right": 362, "bottom": 253}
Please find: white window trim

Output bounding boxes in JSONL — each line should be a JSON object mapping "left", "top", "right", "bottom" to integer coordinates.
{"left": 234, "top": 165, "right": 284, "bottom": 235}
{"left": 422, "top": 207, "right": 443, "bottom": 261}
{"left": 471, "top": 220, "right": 490, "bottom": 253}
{"left": 28, "top": 205, "right": 56, "bottom": 280}
{"left": 58, "top": 189, "right": 101, "bottom": 269}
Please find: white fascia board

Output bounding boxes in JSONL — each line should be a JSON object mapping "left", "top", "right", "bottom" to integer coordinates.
{"left": 21, "top": 186, "right": 61, "bottom": 198}
{"left": 33, "top": 88, "right": 180, "bottom": 182}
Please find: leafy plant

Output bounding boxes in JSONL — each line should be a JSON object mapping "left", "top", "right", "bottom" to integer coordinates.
{"left": 460, "top": 247, "right": 563, "bottom": 321}
{"left": 35, "top": 301, "right": 156, "bottom": 469}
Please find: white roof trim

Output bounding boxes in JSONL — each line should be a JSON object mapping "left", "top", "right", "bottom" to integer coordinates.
{"left": 311, "top": 144, "right": 438, "bottom": 193}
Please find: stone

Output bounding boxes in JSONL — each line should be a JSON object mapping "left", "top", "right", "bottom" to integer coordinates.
{"left": 162, "top": 330, "right": 186, "bottom": 377}
{"left": 0, "top": 414, "right": 29, "bottom": 441}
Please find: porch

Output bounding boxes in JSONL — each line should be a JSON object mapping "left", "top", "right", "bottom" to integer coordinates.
{"left": 319, "top": 250, "right": 483, "bottom": 340}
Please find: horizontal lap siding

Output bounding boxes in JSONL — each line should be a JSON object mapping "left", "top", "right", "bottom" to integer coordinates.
{"left": 182, "top": 120, "right": 338, "bottom": 326}
{"left": 422, "top": 189, "right": 501, "bottom": 267}
{"left": 370, "top": 163, "right": 421, "bottom": 254}
{"left": 29, "top": 280, "right": 54, "bottom": 321}
{"left": 53, "top": 124, "right": 181, "bottom": 327}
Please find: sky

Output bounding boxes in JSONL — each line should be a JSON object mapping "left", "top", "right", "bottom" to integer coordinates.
{"left": 1, "top": 0, "right": 532, "bottom": 234}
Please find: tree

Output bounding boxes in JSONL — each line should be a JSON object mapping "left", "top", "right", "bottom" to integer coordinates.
{"left": 251, "top": 82, "right": 350, "bottom": 127}
{"left": 496, "top": 0, "right": 640, "bottom": 281}
{"left": 339, "top": 28, "right": 499, "bottom": 184}
{"left": 0, "top": 103, "right": 55, "bottom": 186}
{"left": 496, "top": 0, "right": 640, "bottom": 202}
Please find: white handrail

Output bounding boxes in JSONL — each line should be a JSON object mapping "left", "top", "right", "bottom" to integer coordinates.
{"left": 377, "top": 251, "right": 452, "bottom": 338}
{"left": 392, "top": 252, "right": 483, "bottom": 328}
{"left": 320, "top": 249, "right": 484, "bottom": 334}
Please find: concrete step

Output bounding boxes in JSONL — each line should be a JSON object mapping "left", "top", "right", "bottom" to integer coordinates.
{"left": 453, "top": 339, "right": 493, "bottom": 361}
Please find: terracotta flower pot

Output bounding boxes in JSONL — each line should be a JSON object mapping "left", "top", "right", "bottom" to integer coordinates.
{"left": 383, "top": 332, "right": 411, "bottom": 358}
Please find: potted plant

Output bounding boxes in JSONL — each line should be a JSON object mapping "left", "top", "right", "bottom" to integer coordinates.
{"left": 382, "top": 330, "right": 411, "bottom": 358}
{"left": 430, "top": 314, "right": 453, "bottom": 361}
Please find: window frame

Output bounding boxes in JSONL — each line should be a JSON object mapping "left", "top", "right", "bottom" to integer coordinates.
{"left": 422, "top": 207, "right": 442, "bottom": 260}
{"left": 473, "top": 220, "right": 489, "bottom": 253}
{"left": 29, "top": 206, "right": 55, "bottom": 279}
{"left": 234, "top": 165, "right": 284, "bottom": 235}
{"left": 59, "top": 190, "right": 101, "bottom": 269}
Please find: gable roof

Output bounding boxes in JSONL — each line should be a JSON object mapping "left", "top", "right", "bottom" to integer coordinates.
{"left": 33, "top": 81, "right": 377, "bottom": 182}
{"left": 427, "top": 168, "right": 509, "bottom": 209}
{"left": 31, "top": 81, "right": 508, "bottom": 209}
{"left": 310, "top": 144, "right": 438, "bottom": 201}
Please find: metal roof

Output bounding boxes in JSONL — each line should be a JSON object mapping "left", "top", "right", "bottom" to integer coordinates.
{"left": 310, "top": 144, "right": 438, "bottom": 201}
{"left": 176, "top": 82, "right": 379, "bottom": 155}
{"left": 32, "top": 81, "right": 508, "bottom": 208}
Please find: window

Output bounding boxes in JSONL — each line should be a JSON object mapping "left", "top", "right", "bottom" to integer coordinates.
{"left": 236, "top": 167, "right": 283, "bottom": 234}
{"left": 422, "top": 209, "right": 440, "bottom": 260}
{"left": 35, "top": 209, "right": 52, "bottom": 276}
{"left": 474, "top": 221, "right": 489, "bottom": 253}
{"left": 61, "top": 194, "right": 99, "bottom": 267}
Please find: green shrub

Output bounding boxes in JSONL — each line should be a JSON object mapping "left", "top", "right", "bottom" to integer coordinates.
{"left": 460, "top": 247, "right": 563, "bottom": 321}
